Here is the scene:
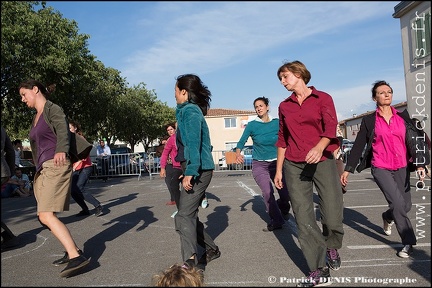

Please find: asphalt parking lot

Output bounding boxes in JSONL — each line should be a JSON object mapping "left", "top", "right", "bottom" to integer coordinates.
{"left": 1, "top": 169, "right": 431, "bottom": 287}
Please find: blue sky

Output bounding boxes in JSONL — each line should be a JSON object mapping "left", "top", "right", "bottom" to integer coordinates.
{"left": 47, "top": 1, "right": 406, "bottom": 120}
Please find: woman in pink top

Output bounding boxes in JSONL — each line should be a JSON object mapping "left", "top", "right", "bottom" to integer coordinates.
{"left": 160, "top": 122, "right": 182, "bottom": 206}
{"left": 341, "top": 80, "right": 429, "bottom": 259}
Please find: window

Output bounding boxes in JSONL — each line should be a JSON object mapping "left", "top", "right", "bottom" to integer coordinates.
{"left": 224, "top": 117, "right": 236, "bottom": 128}
{"left": 413, "top": 10, "right": 431, "bottom": 58}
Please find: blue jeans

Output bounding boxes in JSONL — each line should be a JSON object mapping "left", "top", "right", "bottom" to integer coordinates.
{"left": 1, "top": 184, "right": 19, "bottom": 198}
{"left": 71, "top": 166, "right": 100, "bottom": 210}
{"left": 252, "top": 160, "right": 291, "bottom": 227}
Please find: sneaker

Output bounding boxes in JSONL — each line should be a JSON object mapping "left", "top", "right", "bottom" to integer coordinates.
{"left": 199, "top": 247, "right": 221, "bottom": 264}
{"left": 171, "top": 210, "right": 178, "bottom": 218}
{"left": 94, "top": 205, "right": 104, "bottom": 217}
{"left": 397, "top": 245, "right": 413, "bottom": 258}
{"left": 296, "top": 267, "right": 332, "bottom": 287}
{"left": 75, "top": 210, "right": 90, "bottom": 217}
{"left": 326, "top": 248, "right": 341, "bottom": 270}
{"left": 201, "top": 197, "right": 209, "bottom": 209}
{"left": 262, "top": 224, "right": 283, "bottom": 232}
{"left": 382, "top": 212, "right": 394, "bottom": 236}
{"left": 60, "top": 254, "right": 90, "bottom": 278}
{"left": 52, "top": 249, "right": 83, "bottom": 266}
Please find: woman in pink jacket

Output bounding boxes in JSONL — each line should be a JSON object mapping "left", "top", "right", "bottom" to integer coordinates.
{"left": 160, "top": 122, "right": 182, "bottom": 207}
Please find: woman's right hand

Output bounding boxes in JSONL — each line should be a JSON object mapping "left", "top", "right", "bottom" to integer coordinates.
{"left": 235, "top": 154, "right": 244, "bottom": 164}
{"left": 274, "top": 171, "right": 283, "bottom": 189}
{"left": 340, "top": 171, "right": 350, "bottom": 187}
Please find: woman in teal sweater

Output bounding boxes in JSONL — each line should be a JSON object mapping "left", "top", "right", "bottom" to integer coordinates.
{"left": 174, "top": 74, "right": 220, "bottom": 270}
{"left": 235, "top": 96, "right": 291, "bottom": 232}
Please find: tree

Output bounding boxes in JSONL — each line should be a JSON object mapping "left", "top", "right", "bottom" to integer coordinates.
{"left": 113, "top": 83, "right": 175, "bottom": 152}
{"left": 1, "top": 1, "right": 127, "bottom": 143}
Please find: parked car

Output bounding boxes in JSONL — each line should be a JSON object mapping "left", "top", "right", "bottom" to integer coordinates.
{"left": 218, "top": 145, "right": 253, "bottom": 170}
{"left": 341, "top": 139, "right": 355, "bottom": 163}
{"left": 341, "top": 139, "right": 354, "bottom": 153}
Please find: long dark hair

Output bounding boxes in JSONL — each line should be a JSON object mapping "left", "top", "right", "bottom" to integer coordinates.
{"left": 176, "top": 74, "right": 211, "bottom": 116}
{"left": 18, "top": 79, "right": 56, "bottom": 97}
{"left": 69, "top": 119, "right": 83, "bottom": 136}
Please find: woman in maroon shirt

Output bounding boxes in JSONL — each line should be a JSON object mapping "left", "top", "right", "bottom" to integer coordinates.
{"left": 274, "top": 61, "right": 343, "bottom": 287}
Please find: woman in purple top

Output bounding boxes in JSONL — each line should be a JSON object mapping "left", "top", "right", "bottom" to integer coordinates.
{"left": 341, "top": 80, "right": 429, "bottom": 259}
{"left": 18, "top": 79, "right": 89, "bottom": 278}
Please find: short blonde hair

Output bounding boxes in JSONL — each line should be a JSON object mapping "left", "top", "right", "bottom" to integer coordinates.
{"left": 153, "top": 264, "right": 204, "bottom": 287}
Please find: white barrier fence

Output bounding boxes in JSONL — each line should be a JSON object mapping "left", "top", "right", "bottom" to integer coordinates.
{"left": 90, "top": 149, "right": 253, "bottom": 180}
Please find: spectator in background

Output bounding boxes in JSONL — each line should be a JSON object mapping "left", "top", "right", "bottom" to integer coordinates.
{"left": 96, "top": 139, "right": 111, "bottom": 181}
{"left": 69, "top": 120, "right": 104, "bottom": 218}
{"left": 1, "top": 167, "right": 31, "bottom": 198}
{"left": 13, "top": 139, "right": 24, "bottom": 167}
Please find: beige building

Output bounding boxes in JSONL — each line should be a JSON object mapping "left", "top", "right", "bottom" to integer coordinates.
{"left": 205, "top": 108, "right": 256, "bottom": 152}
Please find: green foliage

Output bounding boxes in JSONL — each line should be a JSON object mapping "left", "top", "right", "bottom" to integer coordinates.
{"left": 1, "top": 1, "right": 175, "bottom": 152}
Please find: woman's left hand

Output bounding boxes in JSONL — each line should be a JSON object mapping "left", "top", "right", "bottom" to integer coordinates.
{"left": 53, "top": 152, "right": 67, "bottom": 167}
{"left": 416, "top": 167, "right": 426, "bottom": 181}
{"left": 182, "top": 175, "right": 193, "bottom": 191}
{"left": 305, "top": 146, "right": 323, "bottom": 164}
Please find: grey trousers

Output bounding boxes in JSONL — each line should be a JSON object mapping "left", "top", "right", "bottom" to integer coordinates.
{"left": 174, "top": 170, "right": 217, "bottom": 263}
{"left": 283, "top": 158, "right": 344, "bottom": 271}
{"left": 371, "top": 166, "right": 416, "bottom": 245}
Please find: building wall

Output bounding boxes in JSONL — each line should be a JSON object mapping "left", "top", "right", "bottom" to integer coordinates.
{"left": 341, "top": 102, "right": 407, "bottom": 142}
{"left": 394, "top": 1, "right": 431, "bottom": 139}
{"left": 206, "top": 115, "right": 254, "bottom": 152}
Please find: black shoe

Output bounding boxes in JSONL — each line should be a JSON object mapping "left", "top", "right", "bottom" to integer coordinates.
{"left": 262, "top": 224, "right": 283, "bottom": 232}
{"left": 277, "top": 199, "right": 291, "bottom": 220}
{"left": 75, "top": 210, "right": 90, "bottom": 217}
{"left": 1, "top": 236, "right": 20, "bottom": 251}
{"left": 94, "top": 205, "right": 104, "bottom": 217}
{"left": 60, "top": 254, "right": 90, "bottom": 278}
{"left": 52, "top": 249, "right": 83, "bottom": 266}
{"left": 199, "top": 247, "right": 221, "bottom": 264}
